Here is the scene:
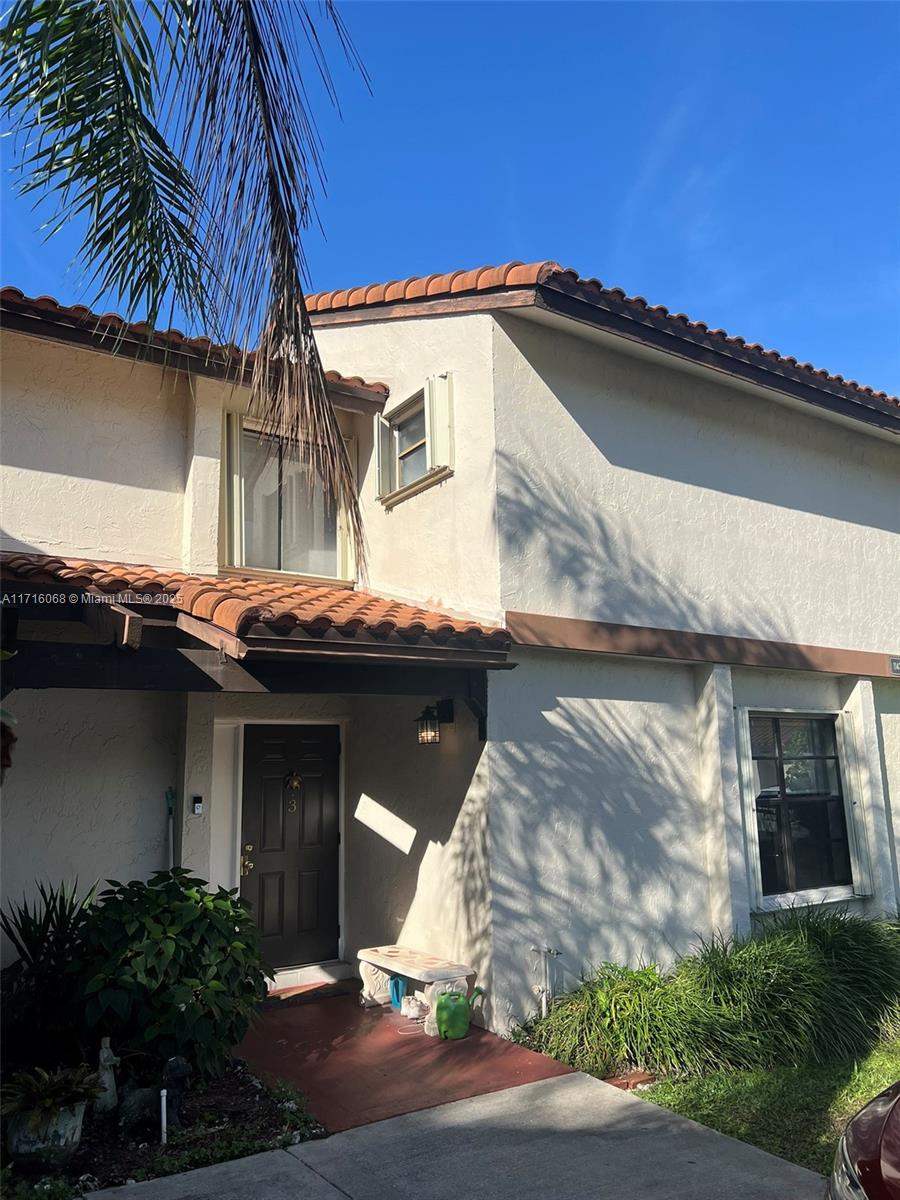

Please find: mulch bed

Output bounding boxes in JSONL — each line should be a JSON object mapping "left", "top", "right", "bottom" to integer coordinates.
{"left": 4, "top": 1061, "right": 326, "bottom": 1194}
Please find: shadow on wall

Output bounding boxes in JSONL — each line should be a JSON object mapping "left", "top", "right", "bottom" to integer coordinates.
{"left": 495, "top": 442, "right": 811, "bottom": 645}
{"left": 874, "top": 679, "right": 900, "bottom": 903}
{"left": 497, "top": 312, "right": 900, "bottom": 534}
{"left": 487, "top": 652, "right": 741, "bottom": 1029}
{"left": 345, "top": 696, "right": 493, "bottom": 1007}
{"left": 486, "top": 384, "right": 833, "bottom": 1026}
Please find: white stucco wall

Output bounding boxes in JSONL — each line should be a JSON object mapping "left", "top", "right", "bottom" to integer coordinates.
{"left": 1, "top": 331, "right": 190, "bottom": 567}
{"left": 199, "top": 693, "right": 493, "bottom": 1008}
{"left": 492, "top": 312, "right": 900, "bottom": 654}
{"left": 874, "top": 679, "right": 900, "bottom": 904}
{"left": 486, "top": 647, "right": 713, "bottom": 1029}
{"left": 313, "top": 314, "right": 502, "bottom": 621}
{"left": 343, "top": 696, "right": 492, "bottom": 998}
{"left": 0, "top": 688, "right": 178, "bottom": 960}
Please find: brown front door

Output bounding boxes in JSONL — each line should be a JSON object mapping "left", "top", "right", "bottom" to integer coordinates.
{"left": 240, "top": 724, "right": 340, "bottom": 969}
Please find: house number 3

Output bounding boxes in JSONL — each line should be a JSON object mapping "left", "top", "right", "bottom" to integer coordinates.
{"left": 285, "top": 771, "right": 302, "bottom": 813}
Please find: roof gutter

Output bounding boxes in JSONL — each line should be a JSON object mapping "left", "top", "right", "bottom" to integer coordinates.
{"left": 1, "top": 299, "right": 388, "bottom": 412}
{"left": 534, "top": 283, "right": 900, "bottom": 437}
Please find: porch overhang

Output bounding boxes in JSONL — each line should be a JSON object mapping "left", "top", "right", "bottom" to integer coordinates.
{"left": 1, "top": 554, "right": 511, "bottom": 736}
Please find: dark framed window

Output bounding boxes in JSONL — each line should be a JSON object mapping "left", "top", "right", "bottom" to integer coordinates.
{"left": 749, "top": 714, "right": 852, "bottom": 896}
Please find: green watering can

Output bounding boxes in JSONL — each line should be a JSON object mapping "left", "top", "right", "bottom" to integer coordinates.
{"left": 435, "top": 987, "right": 484, "bottom": 1040}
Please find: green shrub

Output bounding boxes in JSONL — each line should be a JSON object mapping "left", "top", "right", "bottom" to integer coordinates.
{"left": 76, "top": 869, "right": 271, "bottom": 1076}
{"left": 516, "top": 908, "right": 900, "bottom": 1079}
{"left": 771, "top": 908, "right": 900, "bottom": 1059}
{"left": 1, "top": 1065, "right": 103, "bottom": 1128}
{"left": 0, "top": 882, "right": 96, "bottom": 1068}
{"left": 674, "top": 928, "right": 827, "bottom": 1068}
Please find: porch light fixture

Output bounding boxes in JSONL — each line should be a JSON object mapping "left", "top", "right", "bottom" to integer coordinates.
{"left": 416, "top": 706, "right": 441, "bottom": 745}
{"left": 416, "top": 700, "right": 454, "bottom": 745}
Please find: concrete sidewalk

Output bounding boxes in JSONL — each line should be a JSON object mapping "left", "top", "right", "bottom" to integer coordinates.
{"left": 93, "top": 1073, "right": 825, "bottom": 1200}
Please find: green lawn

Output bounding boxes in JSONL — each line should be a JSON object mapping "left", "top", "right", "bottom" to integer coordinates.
{"left": 645, "top": 1040, "right": 900, "bottom": 1177}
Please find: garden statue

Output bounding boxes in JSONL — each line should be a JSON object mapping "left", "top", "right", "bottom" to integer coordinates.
{"left": 119, "top": 1057, "right": 191, "bottom": 1136}
{"left": 95, "top": 1038, "right": 120, "bottom": 1114}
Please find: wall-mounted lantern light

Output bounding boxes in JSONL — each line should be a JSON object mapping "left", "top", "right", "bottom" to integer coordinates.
{"left": 416, "top": 699, "right": 454, "bottom": 745}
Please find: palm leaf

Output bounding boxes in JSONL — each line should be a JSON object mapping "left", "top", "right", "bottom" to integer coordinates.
{"left": 1, "top": 0, "right": 369, "bottom": 565}
{"left": 1, "top": 0, "right": 212, "bottom": 334}
{"left": 176, "top": 0, "right": 368, "bottom": 560}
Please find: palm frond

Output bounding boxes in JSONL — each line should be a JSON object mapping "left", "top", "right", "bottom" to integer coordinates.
{"left": 177, "top": 0, "right": 367, "bottom": 562}
{"left": 1, "top": 0, "right": 211, "bottom": 333}
{"left": 1, "top": 0, "right": 370, "bottom": 567}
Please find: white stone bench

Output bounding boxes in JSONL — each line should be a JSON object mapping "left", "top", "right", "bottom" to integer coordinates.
{"left": 357, "top": 944, "right": 475, "bottom": 1036}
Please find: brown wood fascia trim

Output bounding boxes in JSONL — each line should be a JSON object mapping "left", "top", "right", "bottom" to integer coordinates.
{"left": 328, "top": 383, "right": 387, "bottom": 415}
{"left": 506, "top": 610, "right": 899, "bottom": 679}
{"left": 175, "top": 612, "right": 249, "bottom": 660}
{"left": 241, "top": 630, "right": 515, "bottom": 669}
{"left": 307, "top": 282, "right": 897, "bottom": 434}
{"left": 1, "top": 308, "right": 386, "bottom": 408}
{"left": 81, "top": 596, "right": 143, "bottom": 649}
{"left": 534, "top": 285, "right": 900, "bottom": 435}
{"left": 308, "top": 288, "right": 538, "bottom": 328}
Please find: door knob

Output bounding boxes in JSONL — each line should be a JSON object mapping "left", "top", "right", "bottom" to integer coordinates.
{"left": 240, "top": 854, "right": 255, "bottom": 877}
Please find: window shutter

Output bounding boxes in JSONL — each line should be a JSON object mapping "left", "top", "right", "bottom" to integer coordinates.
{"left": 224, "top": 412, "right": 243, "bottom": 566}
{"left": 425, "top": 372, "right": 454, "bottom": 470}
{"left": 374, "top": 413, "right": 393, "bottom": 497}
{"left": 835, "top": 709, "right": 875, "bottom": 897}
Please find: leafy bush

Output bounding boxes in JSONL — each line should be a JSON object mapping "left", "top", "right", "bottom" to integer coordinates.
{"left": 1, "top": 882, "right": 95, "bottom": 1068}
{"left": 76, "top": 869, "right": 270, "bottom": 1076}
{"left": 1, "top": 1066, "right": 103, "bottom": 1127}
{"left": 515, "top": 908, "right": 900, "bottom": 1079}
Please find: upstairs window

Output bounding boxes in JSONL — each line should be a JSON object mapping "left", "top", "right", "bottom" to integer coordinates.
{"left": 737, "top": 709, "right": 873, "bottom": 909}
{"left": 376, "top": 373, "right": 454, "bottom": 505}
{"left": 225, "top": 416, "right": 355, "bottom": 581}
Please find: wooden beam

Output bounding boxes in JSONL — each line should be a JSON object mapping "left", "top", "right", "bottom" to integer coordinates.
{"left": 82, "top": 599, "right": 143, "bottom": 649}
{"left": 178, "top": 648, "right": 267, "bottom": 692}
{"left": 6, "top": 639, "right": 492, "bottom": 700}
{"left": 175, "top": 613, "right": 249, "bottom": 660}
{"left": 9, "top": 641, "right": 221, "bottom": 691}
{"left": 464, "top": 669, "right": 488, "bottom": 741}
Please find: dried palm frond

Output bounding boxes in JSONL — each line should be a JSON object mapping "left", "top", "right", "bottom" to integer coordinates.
{"left": 1, "top": 0, "right": 369, "bottom": 566}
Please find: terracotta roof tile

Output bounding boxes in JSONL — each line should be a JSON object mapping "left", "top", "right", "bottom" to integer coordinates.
{"left": 0, "top": 553, "right": 509, "bottom": 652}
{"left": 304, "top": 261, "right": 897, "bottom": 408}
{"left": 0, "top": 288, "right": 389, "bottom": 397}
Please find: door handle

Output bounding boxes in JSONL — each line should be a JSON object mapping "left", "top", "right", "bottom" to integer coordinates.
{"left": 241, "top": 854, "right": 255, "bottom": 877}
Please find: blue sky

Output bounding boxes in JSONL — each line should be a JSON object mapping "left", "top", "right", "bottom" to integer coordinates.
{"left": 2, "top": 1, "right": 898, "bottom": 390}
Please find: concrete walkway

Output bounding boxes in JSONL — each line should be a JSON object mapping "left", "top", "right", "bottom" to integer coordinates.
{"left": 93, "top": 1074, "right": 825, "bottom": 1200}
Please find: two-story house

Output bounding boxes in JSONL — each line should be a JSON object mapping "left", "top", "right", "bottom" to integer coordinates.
{"left": 2, "top": 262, "right": 899, "bottom": 1031}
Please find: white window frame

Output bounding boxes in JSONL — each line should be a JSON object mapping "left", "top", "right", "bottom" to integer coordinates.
{"left": 735, "top": 705, "right": 874, "bottom": 913}
{"left": 376, "top": 373, "right": 454, "bottom": 508}
{"left": 224, "top": 413, "right": 356, "bottom": 584}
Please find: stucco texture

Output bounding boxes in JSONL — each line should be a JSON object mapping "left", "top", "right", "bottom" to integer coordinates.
{"left": 344, "top": 697, "right": 492, "bottom": 1000}
{"left": 1, "top": 332, "right": 189, "bottom": 567}
{"left": 874, "top": 679, "right": 900, "bottom": 900}
{"left": 1, "top": 689, "right": 178, "bottom": 959}
{"left": 492, "top": 312, "right": 900, "bottom": 655}
{"left": 486, "top": 648, "right": 714, "bottom": 1029}
{"left": 313, "top": 314, "right": 502, "bottom": 621}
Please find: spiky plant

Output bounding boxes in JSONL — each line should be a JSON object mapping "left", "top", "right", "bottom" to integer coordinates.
{"left": 1, "top": 881, "right": 96, "bottom": 1066}
{"left": 1, "top": 1066, "right": 103, "bottom": 1128}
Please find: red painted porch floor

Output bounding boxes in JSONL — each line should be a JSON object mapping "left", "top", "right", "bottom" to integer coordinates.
{"left": 238, "top": 984, "right": 572, "bottom": 1133}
